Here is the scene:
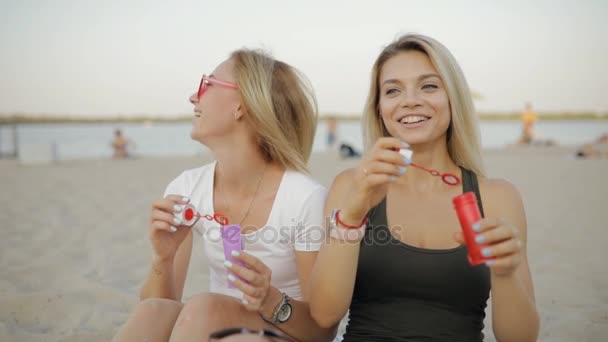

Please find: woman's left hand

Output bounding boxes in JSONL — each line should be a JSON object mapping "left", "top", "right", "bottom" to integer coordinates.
{"left": 224, "top": 251, "right": 280, "bottom": 314}
{"left": 455, "top": 217, "right": 524, "bottom": 277}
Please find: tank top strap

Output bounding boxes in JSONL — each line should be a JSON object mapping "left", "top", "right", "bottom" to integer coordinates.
{"left": 460, "top": 166, "right": 485, "bottom": 218}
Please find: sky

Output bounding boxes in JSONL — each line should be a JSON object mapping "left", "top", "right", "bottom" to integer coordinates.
{"left": 1, "top": 0, "right": 607, "bottom": 117}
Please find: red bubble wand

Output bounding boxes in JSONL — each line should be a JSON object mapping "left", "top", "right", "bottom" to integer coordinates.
{"left": 177, "top": 204, "right": 229, "bottom": 235}
{"left": 408, "top": 163, "right": 461, "bottom": 186}
{"left": 398, "top": 148, "right": 461, "bottom": 186}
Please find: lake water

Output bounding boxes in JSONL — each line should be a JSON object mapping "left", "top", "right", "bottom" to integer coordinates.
{"left": 1, "top": 120, "right": 607, "bottom": 161}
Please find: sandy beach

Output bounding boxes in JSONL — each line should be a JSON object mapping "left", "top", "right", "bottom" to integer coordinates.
{"left": 1, "top": 147, "right": 607, "bottom": 341}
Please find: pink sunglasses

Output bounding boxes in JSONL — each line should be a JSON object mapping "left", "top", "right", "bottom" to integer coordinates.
{"left": 197, "top": 75, "right": 238, "bottom": 99}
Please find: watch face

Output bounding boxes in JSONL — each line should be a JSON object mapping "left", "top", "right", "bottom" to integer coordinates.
{"left": 277, "top": 303, "right": 292, "bottom": 323}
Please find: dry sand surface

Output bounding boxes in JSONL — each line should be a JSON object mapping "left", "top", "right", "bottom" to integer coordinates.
{"left": 1, "top": 147, "right": 607, "bottom": 341}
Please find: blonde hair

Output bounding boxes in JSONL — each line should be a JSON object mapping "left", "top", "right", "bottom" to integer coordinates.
{"left": 362, "top": 34, "right": 485, "bottom": 176}
{"left": 230, "top": 49, "right": 317, "bottom": 172}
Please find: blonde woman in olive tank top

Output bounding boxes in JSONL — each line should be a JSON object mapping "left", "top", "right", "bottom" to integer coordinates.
{"left": 309, "top": 34, "right": 540, "bottom": 342}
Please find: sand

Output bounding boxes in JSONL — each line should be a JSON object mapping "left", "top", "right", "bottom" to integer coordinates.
{"left": 1, "top": 147, "right": 607, "bottom": 341}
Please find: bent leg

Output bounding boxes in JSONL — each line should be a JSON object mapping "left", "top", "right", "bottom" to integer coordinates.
{"left": 112, "top": 298, "right": 183, "bottom": 342}
{"left": 169, "top": 293, "right": 276, "bottom": 342}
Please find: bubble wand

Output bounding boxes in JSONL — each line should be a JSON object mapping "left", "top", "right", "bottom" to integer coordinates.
{"left": 398, "top": 148, "right": 461, "bottom": 186}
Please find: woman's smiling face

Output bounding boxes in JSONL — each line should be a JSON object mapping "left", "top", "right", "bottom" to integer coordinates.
{"left": 378, "top": 50, "right": 451, "bottom": 146}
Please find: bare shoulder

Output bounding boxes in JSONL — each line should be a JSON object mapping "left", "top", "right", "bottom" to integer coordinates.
{"left": 478, "top": 177, "right": 521, "bottom": 201}
{"left": 330, "top": 168, "right": 358, "bottom": 190}
{"left": 478, "top": 177, "right": 526, "bottom": 222}
{"left": 325, "top": 168, "right": 358, "bottom": 205}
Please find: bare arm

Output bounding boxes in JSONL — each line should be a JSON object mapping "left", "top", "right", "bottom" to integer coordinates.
{"left": 309, "top": 138, "right": 409, "bottom": 327}
{"left": 309, "top": 171, "right": 363, "bottom": 327}
{"left": 140, "top": 229, "right": 193, "bottom": 301}
{"left": 267, "top": 251, "right": 337, "bottom": 342}
{"left": 139, "top": 195, "right": 194, "bottom": 301}
{"left": 227, "top": 251, "right": 337, "bottom": 342}
{"left": 479, "top": 180, "right": 540, "bottom": 341}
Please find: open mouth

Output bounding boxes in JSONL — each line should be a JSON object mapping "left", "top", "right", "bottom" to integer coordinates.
{"left": 399, "top": 115, "right": 430, "bottom": 125}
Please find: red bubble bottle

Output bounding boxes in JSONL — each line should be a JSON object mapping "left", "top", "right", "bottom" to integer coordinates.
{"left": 453, "top": 192, "right": 487, "bottom": 266}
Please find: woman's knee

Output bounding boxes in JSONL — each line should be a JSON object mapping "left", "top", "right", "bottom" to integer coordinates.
{"left": 175, "top": 293, "right": 235, "bottom": 328}
{"left": 176, "top": 293, "right": 253, "bottom": 329}
{"left": 132, "top": 298, "right": 183, "bottom": 320}
{"left": 112, "top": 298, "right": 183, "bottom": 342}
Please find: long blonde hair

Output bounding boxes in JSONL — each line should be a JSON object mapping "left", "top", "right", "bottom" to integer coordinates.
{"left": 363, "top": 34, "right": 485, "bottom": 176}
{"left": 231, "top": 49, "right": 317, "bottom": 172}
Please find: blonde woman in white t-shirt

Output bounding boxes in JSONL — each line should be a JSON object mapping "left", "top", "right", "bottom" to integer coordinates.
{"left": 112, "top": 49, "right": 336, "bottom": 342}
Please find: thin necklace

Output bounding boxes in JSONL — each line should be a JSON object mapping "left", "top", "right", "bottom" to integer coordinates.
{"left": 218, "top": 163, "right": 268, "bottom": 225}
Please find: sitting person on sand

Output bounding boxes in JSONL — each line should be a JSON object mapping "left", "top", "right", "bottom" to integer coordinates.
{"left": 112, "top": 49, "right": 336, "bottom": 342}
{"left": 576, "top": 133, "right": 608, "bottom": 158}
{"left": 309, "top": 34, "right": 540, "bottom": 341}
{"left": 111, "top": 129, "right": 130, "bottom": 159}
{"left": 339, "top": 143, "right": 361, "bottom": 159}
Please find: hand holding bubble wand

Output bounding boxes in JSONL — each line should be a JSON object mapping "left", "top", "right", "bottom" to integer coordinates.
{"left": 176, "top": 179, "right": 245, "bottom": 288}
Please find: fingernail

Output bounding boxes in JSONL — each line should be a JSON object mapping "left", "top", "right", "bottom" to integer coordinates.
{"left": 401, "top": 141, "right": 409, "bottom": 148}
{"left": 475, "top": 235, "right": 485, "bottom": 244}
{"left": 482, "top": 248, "right": 491, "bottom": 257}
{"left": 389, "top": 176, "right": 397, "bottom": 182}
{"left": 173, "top": 217, "right": 182, "bottom": 225}
{"left": 182, "top": 196, "right": 190, "bottom": 203}
{"left": 224, "top": 260, "right": 233, "bottom": 268}
{"left": 485, "top": 260, "right": 494, "bottom": 266}
{"left": 231, "top": 250, "right": 240, "bottom": 257}
{"left": 228, "top": 273, "right": 236, "bottom": 282}
{"left": 472, "top": 223, "right": 482, "bottom": 231}
{"left": 242, "top": 299, "right": 249, "bottom": 305}
{"left": 398, "top": 167, "right": 406, "bottom": 175}
{"left": 170, "top": 226, "right": 177, "bottom": 232}
{"left": 173, "top": 204, "right": 183, "bottom": 213}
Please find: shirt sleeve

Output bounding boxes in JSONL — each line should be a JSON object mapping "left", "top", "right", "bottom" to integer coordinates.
{"left": 163, "top": 171, "right": 187, "bottom": 198}
{"left": 294, "top": 186, "right": 328, "bottom": 251}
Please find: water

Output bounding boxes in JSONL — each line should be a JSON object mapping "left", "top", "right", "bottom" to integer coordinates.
{"left": 1, "top": 120, "right": 607, "bottom": 161}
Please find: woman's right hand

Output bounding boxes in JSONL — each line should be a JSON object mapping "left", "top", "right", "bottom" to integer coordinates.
{"left": 149, "top": 195, "right": 192, "bottom": 261}
{"left": 340, "top": 138, "right": 411, "bottom": 224}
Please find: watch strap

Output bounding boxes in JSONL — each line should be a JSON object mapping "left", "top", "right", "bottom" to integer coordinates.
{"left": 260, "top": 291, "right": 289, "bottom": 325}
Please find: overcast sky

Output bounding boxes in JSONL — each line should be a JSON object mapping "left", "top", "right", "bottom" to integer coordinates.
{"left": 1, "top": 0, "right": 607, "bottom": 117}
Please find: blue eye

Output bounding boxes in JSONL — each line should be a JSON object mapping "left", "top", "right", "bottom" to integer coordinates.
{"left": 385, "top": 88, "right": 398, "bottom": 95}
{"left": 422, "top": 84, "right": 438, "bottom": 90}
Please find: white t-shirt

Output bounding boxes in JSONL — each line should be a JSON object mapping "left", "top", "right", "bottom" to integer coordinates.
{"left": 163, "top": 161, "right": 327, "bottom": 301}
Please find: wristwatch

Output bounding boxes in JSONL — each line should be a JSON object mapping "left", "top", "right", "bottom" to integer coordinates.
{"left": 274, "top": 293, "right": 292, "bottom": 324}
{"left": 328, "top": 209, "right": 367, "bottom": 242}
{"left": 262, "top": 292, "right": 292, "bottom": 324}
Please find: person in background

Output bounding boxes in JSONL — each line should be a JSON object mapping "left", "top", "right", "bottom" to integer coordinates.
{"left": 338, "top": 143, "right": 361, "bottom": 159}
{"left": 576, "top": 133, "right": 608, "bottom": 158}
{"left": 519, "top": 102, "right": 538, "bottom": 144}
{"left": 326, "top": 116, "right": 337, "bottom": 148}
{"left": 111, "top": 129, "right": 130, "bottom": 159}
{"left": 309, "top": 33, "right": 539, "bottom": 341}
